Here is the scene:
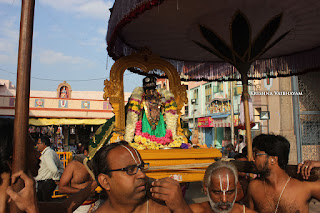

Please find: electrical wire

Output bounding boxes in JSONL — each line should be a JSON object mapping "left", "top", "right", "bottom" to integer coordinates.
{"left": 0, "top": 67, "right": 105, "bottom": 81}
{"left": 0, "top": 1, "right": 140, "bottom": 84}
{"left": 0, "top": 67, "right": 136, "bottom": 82}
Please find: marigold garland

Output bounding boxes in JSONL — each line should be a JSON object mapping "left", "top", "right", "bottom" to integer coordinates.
{"left": 124, "top": 87, "right": 143, "bottom": 143}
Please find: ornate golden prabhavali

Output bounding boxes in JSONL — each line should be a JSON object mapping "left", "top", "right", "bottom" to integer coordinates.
{"left": 104, "top": 50, "right": 188, "bottom": 142}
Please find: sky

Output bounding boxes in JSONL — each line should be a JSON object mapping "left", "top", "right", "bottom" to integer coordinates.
{"left": 0, "top": 0, "right": 143, "bottom": 92}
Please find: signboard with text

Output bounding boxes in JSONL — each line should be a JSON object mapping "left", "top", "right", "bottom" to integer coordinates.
{"left": 198, "top": 117, "right": 213, "bottom": 127}
{"left": 198, "top": 116, "right": 232, "bottom": 128}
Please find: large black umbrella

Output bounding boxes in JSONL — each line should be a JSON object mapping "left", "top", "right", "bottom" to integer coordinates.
{"left": 106, "top": 0, "right": 320, "bottom": 160}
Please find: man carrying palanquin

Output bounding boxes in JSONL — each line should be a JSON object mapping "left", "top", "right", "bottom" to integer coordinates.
{"left": 247, "top": 134, "right": 320, "bottom": 213}
{"left": 59, "top": 144, "right": 100, "bottom": 212}
{"left": 91, "top": 140, "right": 192, "bottom": 213}
{"left": 189, "top": 161, "right": 256, "bottom": 213}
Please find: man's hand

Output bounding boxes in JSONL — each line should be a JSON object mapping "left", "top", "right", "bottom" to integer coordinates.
{"left": 150, "top": 177, "right": 192, "bottom": 213}
{"left": 6, "top": 170, "right": 39, "bottom": 213}
{"left": 297, "top": 160, "right": 320, "bottom": 180}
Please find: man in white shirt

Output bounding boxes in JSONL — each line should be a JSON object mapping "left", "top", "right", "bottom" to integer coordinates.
{"left": 235, "top": 135, "right": 246, "bottom": 154}
{"left": 35, "top": 135, "right": 64, "bottom": 201}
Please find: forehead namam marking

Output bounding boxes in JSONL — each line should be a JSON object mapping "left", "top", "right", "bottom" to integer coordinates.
{"left": 212, "top": 169, "right": 235, "bottom": 187}
{"left": 120, "top": 145, "right": 141, "bottom": 164}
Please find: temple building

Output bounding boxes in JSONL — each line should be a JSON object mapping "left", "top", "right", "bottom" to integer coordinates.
{"left": 0, "top": 79, "right": 131, "bottom": 151}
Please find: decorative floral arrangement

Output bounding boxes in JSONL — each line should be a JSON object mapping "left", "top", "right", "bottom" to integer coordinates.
{"left": 124, "top": 87, "right": 181, "bottom": 150}
{"left": 125, "top": 87, "right": 144, "bottom": 143}
{"left": 130, "top": 132, "right": 185, "bottom": 150}
{"left": 158, "top": 88, "right": 178, "bottom": 136}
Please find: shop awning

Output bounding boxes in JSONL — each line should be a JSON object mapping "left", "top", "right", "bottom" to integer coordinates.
{"left": 211, "top": 117, "right": 231, "bottom": 128}
{"left": 29, "top": 118, "right": 107, "bottom": 126}
{"left": 211, "top": 113, "right": 230, "bottom": 119}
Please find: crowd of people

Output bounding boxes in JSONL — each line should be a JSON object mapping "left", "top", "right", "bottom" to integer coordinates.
{"left": 1, "top": 118, "right": 320, "bottom": 213}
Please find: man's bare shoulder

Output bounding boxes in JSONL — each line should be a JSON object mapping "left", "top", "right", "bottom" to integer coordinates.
{"left": 95, "top": 199, "right": 171, "bottom": 213}
{"left": 62, "top": 160, "right": 78, "bottom": 170}
{"left": 249, "top": 177, "right": 264, "bottom": 184}
{"left": 189, "top": 202, "right": 211, "bottom": 213}
{"left": 65, "top": 160, "right": 88, "bottom": 173}
{"left": 289, "top": 178, "right": 320, "bottom": 198}
{"left": 61, "top": 161, "right": 81, "bottom": 174}
{"left": 231, "top": 203, "right": 256, "bottom": 213}
{"left": 288, "top": 177, "right": 315, "bottom": 192}
{"left": 290, "top": 176, "right": 318, "bottom": 185}
{"left": 248, "top": 177, "right": 317, "bottom": 193}
{"left": 104, "top": 198, "right": 172, "bottom": 213}
{"left": 247, "top": 178, "right": 264, "bottom": 193}
{"left": 244, "top": 206, "right": 257, "bottom": 213}
{"left": 68, "top": 160, "right": 84, "bottom": 167}
{"left": 148, "top": 198, "right": 171, "bottom": 213}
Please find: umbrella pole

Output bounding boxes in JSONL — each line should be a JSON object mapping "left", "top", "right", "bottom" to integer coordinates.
{"left": 241, "top": 75, "right": 253, "bottom": 161}
{"left": 11, "top": 0, "right": 35, "bottom": 212}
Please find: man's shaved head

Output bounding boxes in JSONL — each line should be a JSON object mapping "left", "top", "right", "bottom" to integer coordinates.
{"left": 203, "top": 161, "right": 238, "bottom": 188}
{"left": 203, "top": 161, "right": 238, "bottom": 213}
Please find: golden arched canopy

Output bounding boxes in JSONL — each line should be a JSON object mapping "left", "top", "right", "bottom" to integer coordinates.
{"left": 103, "top": 50, "right": 187, "bottom": 141}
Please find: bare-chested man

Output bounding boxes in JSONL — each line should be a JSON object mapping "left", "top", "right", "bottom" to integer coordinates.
{"left": 91, "top": 140, "right": 192, "bottom": 213}
{"left": 59, "top": 144, "right": 98, "bottom": 212}
{"left": 248, "top": 134, "right": 320, "bottom": 213}
{"left": 190, "top": 161, "right": 256, "bottom": 213}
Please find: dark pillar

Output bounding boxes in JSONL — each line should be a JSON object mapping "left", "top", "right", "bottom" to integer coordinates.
{"left": 11, "top": 0, "right": 35, "bottom": 212}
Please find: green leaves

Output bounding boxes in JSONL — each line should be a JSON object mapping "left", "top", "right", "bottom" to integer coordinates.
{"left": 194, "top": 11, "right": 290, "bottom": 74}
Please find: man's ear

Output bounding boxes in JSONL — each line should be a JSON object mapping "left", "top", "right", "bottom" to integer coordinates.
{"left": 203, "top": 184, "right": 208, "bottom": 195}
{"left": 270, "top": 156, "right": 278, "bottom": 165}
{"left": 98, "top": 173, "right": 111, "bottom": 191}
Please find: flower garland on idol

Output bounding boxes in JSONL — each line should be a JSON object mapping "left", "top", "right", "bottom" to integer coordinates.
{"left": 124, "top": 87, "right": 183, "bottom": 150}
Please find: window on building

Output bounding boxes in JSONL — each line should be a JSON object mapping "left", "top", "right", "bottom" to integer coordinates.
{"left": 185, "top": 105, "right": 189, "bottom": 117}
{"left": 193, "top": 88, "right": 199, "bottom": 105}
{"left": 205, "top": 84, "right": 212, "bottom": 103}
{"left": 217, "top": 82, "right": 223, "bottom": 92}
{"left": 213, "top": 82, "right": 222, "bottom": 93}
{"left": 234, "top": 86, "right": 242, "bottom": 96}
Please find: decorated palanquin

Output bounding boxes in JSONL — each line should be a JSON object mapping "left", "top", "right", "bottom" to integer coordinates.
{"left": 99, "top": 49, "right": 190, "bottom": 149}
{"left": 88, "top": 50, "right": 221, "bottom": 182}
